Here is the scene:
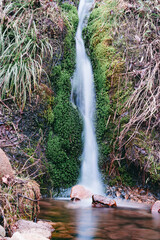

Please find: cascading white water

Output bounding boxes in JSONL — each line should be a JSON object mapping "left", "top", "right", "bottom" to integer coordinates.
{"left": 71, "top": 0, "right": 103, "bottom": 194}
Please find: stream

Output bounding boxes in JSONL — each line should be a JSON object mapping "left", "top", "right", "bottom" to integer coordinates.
{"left": 39, "top": 199, "right": 160, "bottom": 240}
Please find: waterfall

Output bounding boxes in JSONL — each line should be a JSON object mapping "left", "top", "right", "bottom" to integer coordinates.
{"left": 71, "top": 0, "right": 103, "bottom": 194}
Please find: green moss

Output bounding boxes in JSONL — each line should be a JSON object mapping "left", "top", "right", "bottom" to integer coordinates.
{"left": 61, "top": 3, "right": 78, "bottom": 72}
{"left": 47, "top": 131, "right": 80, "bottom": 189}
{"left": 45, "top": 107, "right": 54, "bottom": 125}
{"left": 46, "top": 4, "right": 82, "bottom": 190}
{"left": 84, "top": 0, "right": 125, "bottom": 168}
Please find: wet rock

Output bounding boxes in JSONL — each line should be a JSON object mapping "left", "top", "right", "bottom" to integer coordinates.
{"left": 71, "top": 197, "right": 81, "bottom": 202}
{"left": 11, "top": 220, "right": 54, "bottom": 240}
{"left": 92, "top": 195, "right": 117, "bottom": 208}
{"left": 70, "top": 185, "right": 92, "bottom": 200}
{"left": 0, "top": 225, "right": 6, "bottom": 237}
{"left": 151, "top": 201, "right": 160, "bottom": 213}
{"left": 0, "top": 148, "right": 14, "bottom": 183}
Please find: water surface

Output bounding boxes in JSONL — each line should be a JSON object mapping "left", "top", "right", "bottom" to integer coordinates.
{"left": 39, "top": 199, "right": 160, "bottom": 240}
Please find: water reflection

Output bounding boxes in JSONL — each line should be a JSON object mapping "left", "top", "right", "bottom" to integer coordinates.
{"left": 76, "top": 205, "right": 98, "bottom": 239}
{"left": 39, "top": 199, "right": 160, "bottom": 240}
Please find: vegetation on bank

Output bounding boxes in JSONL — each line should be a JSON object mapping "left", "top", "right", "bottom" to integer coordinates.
{"left": 46, "top": 3, "right": 82, "bottom": 191}
{"left": 0, "top": 0, "right": 82, "bottom": 193}
{"left": 85, "top": 0, "right": 160, "bottom": 188}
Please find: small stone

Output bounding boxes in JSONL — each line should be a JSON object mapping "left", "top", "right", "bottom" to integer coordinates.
{"left": 139, "top": 189, "right": 146, "bottom": 195}
{"left": 125, "top": 193, "right": 129, "bottom": 200}
{"left": 116, "top": 191, "right": 121, "bottom": 197}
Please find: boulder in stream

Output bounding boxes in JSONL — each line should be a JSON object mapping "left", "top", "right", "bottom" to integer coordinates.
{"left": 151, "top": 201, "right": 160, "bottom": 214}
{"left": 92, "top": 194, "right": 117, "bottom": 208}
{"left": 70, "top": 185, "right": 93, "bottom": 201}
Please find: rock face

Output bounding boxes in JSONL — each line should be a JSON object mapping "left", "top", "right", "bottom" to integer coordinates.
{"left": 151, "top": 201, "right": 160, "bottom": 213}
{"left": 0, "top": 148, "right": 14, "bottom": 182}
{"left": 11, "top": 220, "right": 54, "bottom": 240}
{"left": 70, "top": 185, "right": 93, "bottom": 201}
{"left": 92, "top": 194, "right": 117, "bottom": 208}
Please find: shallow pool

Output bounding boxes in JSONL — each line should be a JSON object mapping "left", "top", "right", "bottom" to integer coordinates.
{"left": 39, "top": 199, "right": 160, "bottom": 240}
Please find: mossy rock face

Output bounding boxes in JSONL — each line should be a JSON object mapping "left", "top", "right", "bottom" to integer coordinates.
{"left": 46, "top": 3, "right": 82, "bottom": 191}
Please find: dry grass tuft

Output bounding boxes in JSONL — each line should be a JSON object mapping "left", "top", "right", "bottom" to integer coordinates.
{"left": 112, "top": 0, "right": 160, "bottom": 149}
{"left": 0, "top": 175, "right": 40, "bottom": 231}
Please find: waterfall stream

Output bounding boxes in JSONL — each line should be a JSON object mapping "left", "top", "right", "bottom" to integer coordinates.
{"left": 71, "top": 0, "right": 103, "bottom": 194}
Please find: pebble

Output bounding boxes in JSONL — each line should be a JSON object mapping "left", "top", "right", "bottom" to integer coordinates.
{"left": 106, "top": 186, "right": 156, "bottom": 204}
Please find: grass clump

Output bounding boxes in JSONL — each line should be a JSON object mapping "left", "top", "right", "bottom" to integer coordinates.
{"left": 0, "top": 0, "right": 65, "bottom": 111}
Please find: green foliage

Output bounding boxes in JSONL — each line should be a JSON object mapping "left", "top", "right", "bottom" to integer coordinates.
{"left": 46, "top": 4, "right": 81, "bottom": 190}
{"left": 61, "top": 3, "right": 78, "bottom": 30}
{"left": 108, "top": 163, "right": 136, "bottom": 187}
{"left": 118, "top": 166, "right": 135, "bottom": 187}
{"left": 61, "top": 3, "right": 78, "bottom": 73}
{"left": 53, "top": 95, "right": 82, "bottom": 157}
{"left": 52, "top": 67, "right": 71, "bottom": 96}
{"left": 84, "top": 0, "right": 125, "bottom": 166}
{"left": 47, "top": 132, "right": 80, "bottom": 188}
{"left": 45, "top": 107, "right": 54, "bottom": 125}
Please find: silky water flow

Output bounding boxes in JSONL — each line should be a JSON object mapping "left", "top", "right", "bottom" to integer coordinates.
{"left": 71, "top": 0, "right": 103, "bottom": 194}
